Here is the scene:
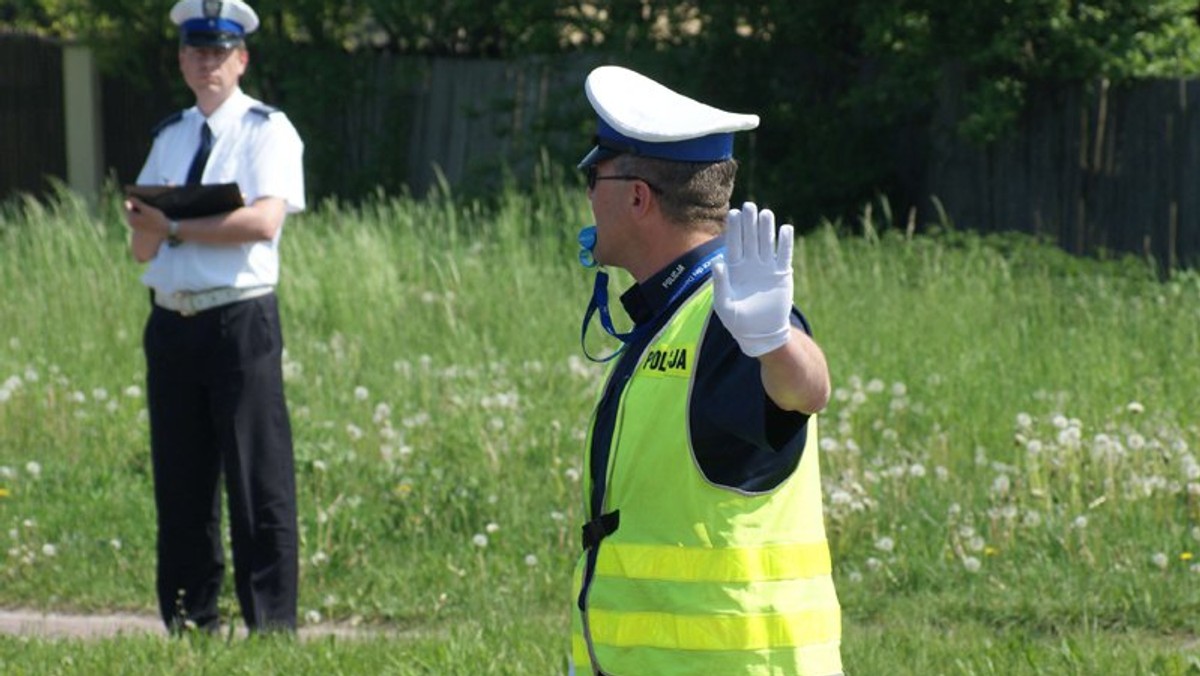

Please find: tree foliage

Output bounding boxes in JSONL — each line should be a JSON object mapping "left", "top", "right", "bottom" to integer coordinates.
{"left": 6, "top": 0, "right": 1200, "bottom": 223}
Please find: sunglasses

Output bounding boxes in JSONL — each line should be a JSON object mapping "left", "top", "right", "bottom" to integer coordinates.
{"left": 585, "top": 164, "right": 662, "bottom": 193}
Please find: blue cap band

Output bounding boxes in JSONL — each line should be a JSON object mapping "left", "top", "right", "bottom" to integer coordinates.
{"left": 595, "top": 118, "right": 734, "bottom": 163}
{"left": 181, "top": 17, "right": 245, "bottom": 37}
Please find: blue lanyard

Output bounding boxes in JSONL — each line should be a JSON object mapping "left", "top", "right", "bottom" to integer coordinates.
{"left": 579, "top": 248, "right": 724, "bottom": 362}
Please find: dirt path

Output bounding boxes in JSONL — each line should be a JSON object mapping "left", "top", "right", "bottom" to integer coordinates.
{"left": 0, "top": 609, "right": 388, "bottom": 640}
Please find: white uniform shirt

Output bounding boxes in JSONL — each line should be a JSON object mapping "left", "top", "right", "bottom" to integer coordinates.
{"left": 137, "top": 88, "right": 305, "bottom": 295}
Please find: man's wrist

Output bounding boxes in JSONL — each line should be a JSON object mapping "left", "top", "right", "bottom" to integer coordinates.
{"left": 167, "top": 220, "right": 182, "bottom": 247}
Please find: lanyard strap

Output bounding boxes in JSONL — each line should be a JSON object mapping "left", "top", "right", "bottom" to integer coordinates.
{"left": 579, "top": 248, "right": 723, "bottom": 362}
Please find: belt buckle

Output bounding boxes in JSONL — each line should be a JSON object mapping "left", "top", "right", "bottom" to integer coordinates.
{"left": 174, "top": 291, "right": 197, "bottom": 317}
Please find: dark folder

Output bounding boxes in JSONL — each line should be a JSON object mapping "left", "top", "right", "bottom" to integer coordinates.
{"left": 124, "top": 183, "right": 244, "bottom": 220}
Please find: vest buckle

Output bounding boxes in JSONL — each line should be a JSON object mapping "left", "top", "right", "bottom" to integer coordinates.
{"left": 581, "top": 510, "right": 620, "bottom": 550}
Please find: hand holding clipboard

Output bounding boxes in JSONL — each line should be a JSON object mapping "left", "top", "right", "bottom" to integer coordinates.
{"left": 124, "top": 183, "right": 244, "bottom": 220}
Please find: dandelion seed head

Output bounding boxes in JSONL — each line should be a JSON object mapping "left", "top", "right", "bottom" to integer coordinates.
{"left": 24, "top": 462, "right": 40, "bottom": 478}
{"left": 874, "top": 537, "right": 895, "bottom": 553}
{"left": 991, "top": 474, "right": 1010, "bottom": 496}
{"left": 962, "top": 556, "right": 981, "bottom": 572}
{"left": 524, "top": 554, "right": 539, "bottom": 567}
{"left": 472, "top": 534, "right": 488, "bottom": 548}
{"left": 1151, "top": 552, "right": 1169, "bottom": 570}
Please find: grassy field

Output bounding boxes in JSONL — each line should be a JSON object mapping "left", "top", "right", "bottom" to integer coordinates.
{"left": 0, "top": 180, "right": 1198, "bottom": 674}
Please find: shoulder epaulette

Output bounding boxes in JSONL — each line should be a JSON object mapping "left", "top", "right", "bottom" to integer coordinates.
{"left": 248, "top": 105, "right": 279, "bottom": 119}
{"left": 150, "top": 110, "right": 185, "bottom": 137}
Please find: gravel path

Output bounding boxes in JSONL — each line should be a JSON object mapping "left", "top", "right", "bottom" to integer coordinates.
{"left": 0, "top": 609, "right": 388, "bottom": 640}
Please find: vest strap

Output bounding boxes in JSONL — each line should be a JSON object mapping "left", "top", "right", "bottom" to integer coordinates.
{"left": 581, "top": 510, "right": 620, "bottom": 550}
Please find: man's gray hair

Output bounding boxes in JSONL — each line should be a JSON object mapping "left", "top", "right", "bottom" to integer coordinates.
{"left": 614, "top": 156, "right": 738, "bottom": 234}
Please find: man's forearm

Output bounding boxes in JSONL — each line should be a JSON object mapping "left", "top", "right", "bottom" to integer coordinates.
{"left": 758, "top": 327, "right": 831, "bottom": 415}
{"left": 173, "top": 197, "right": 287, "bottom": 245}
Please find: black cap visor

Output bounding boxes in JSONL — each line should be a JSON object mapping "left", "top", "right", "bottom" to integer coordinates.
{"left": 181, "top": 30, "right": 244, "bottom": 48}
{"left": 576, "top": 135, "right": 643, "bottom": 169}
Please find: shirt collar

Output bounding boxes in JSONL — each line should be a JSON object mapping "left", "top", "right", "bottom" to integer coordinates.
{"left": 189, "top": 88, "right": 251, "bottom": 138}
{"left": 619, "top": 237, "right": 723, "bottom": 325}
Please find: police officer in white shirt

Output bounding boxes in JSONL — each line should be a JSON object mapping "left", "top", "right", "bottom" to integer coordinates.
{"left": 122, "top": 0, "right": 303, "bottom": 634}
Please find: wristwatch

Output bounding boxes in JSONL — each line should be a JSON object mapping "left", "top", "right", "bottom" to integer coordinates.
{"left": 167, "top": 220, "right": 182, "bottom": 247}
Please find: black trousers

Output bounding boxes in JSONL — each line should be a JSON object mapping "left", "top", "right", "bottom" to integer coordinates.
{"left": 143, "top": 293, "right": 298, "bottom": 632}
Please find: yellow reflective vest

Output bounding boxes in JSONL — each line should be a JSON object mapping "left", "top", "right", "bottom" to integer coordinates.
{"left": 571, "top": 283, "right": 842, "bottom": 676}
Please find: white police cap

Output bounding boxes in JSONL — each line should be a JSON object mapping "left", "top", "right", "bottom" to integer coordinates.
{"left": 578, "top": 65, "right": 760, "bottom": 169}
{"left": 170, "top": 0, "right": 260, "bottom": 47}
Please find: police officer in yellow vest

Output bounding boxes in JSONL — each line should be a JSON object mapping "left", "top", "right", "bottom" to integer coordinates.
{"left": 570, "top": 66, "right": 843, "bottom": 675}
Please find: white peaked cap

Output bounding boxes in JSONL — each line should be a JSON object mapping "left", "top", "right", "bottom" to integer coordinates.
{"left": 170, "top": 0, "right": 260, "bottom": 43}
{"left": 578, "top": 65, "right": 759, "bottom": 167}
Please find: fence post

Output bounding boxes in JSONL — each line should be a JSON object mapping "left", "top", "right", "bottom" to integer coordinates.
{"left": 62, "top": 44, "right": 104, "bottom": 199}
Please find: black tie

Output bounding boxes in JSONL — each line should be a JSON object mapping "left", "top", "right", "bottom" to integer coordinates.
{"left": 185, "top": 123, "right": 213, "bottom": 185}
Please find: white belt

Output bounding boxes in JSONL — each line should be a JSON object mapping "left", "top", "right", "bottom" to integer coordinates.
{"left": 154, "top": 286, "right": 274, "bottom": 316}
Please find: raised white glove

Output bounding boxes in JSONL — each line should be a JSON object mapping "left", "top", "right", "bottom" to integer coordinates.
{"left": 712, "top": 202, "right": 794, "bottom": 358}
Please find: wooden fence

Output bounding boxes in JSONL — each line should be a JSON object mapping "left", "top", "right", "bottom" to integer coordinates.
{"left": 925, "top": 78, "right": 1200, "bottom": 269}
{"left": 2, "top": 33, "right": 1199, "bottom": 268}
{"left": 0, "top": 34, "right": 66, "bottom": 199}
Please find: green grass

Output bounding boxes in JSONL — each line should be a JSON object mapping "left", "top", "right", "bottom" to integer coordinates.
{"left": 1, "top": 183, "right": 1199, "bottom": 673}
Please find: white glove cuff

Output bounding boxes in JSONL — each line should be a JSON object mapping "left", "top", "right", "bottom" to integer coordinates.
{"left": 733, "top": 326, "right": 790, "bottom": 358}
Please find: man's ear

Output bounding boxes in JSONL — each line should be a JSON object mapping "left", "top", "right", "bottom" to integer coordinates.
{"left": 630, "top": 181, "right": 653, "bottom": 214}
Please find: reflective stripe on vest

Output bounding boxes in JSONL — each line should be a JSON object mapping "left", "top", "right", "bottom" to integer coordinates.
{"left": 572, "top": 283, "right": 843, "bottom": 676}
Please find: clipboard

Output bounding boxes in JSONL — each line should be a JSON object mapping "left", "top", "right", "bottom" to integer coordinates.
{"left": 125, "top": 183, "right": 244, "bottom": 220}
